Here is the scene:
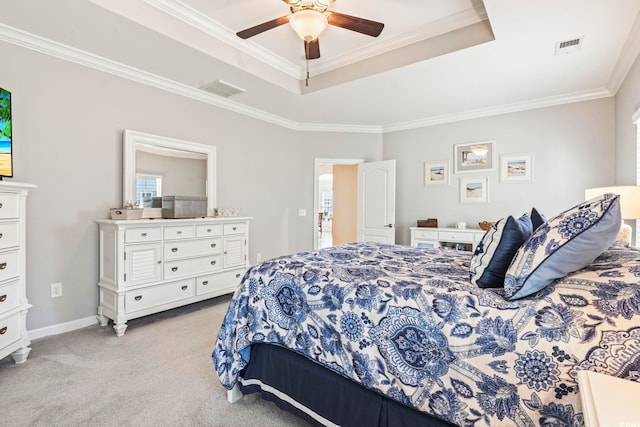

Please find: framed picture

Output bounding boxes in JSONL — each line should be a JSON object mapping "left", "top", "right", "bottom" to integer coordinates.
{"left": 424, "top": 161, "right": 449, "bottom": 186}
{"left": 454, "top": 140, "right": 495, "bottom": 173}
{"left": 459, "top": 176, "right": 489, "bottom": 204}
{"left": 500, "top": 153, "right": 534, "bottom": 182}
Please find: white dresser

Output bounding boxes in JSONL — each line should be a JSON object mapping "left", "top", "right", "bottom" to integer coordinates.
{"left": 410, "top": 226, "right": 485, "bottom": 252}
{"left": 0, "top": 182, "right": 36, "bottom": 364}
{"left": 96, "top": 217, "right": 251, "bottom": 336}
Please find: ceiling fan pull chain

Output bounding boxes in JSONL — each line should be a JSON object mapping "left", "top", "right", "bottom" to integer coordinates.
{"left": 306, "top": 59, "right": 310, "bottom": 87}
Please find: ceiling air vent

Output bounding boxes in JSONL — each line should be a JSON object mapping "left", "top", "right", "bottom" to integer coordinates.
{"left": 200, "top": 80, "right": 246, "bottom": 98}
{"left": 555, "top": 37, "right": 584, "bottom": 56}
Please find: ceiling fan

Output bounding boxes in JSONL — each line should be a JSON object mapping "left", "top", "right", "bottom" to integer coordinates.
{"left": 236, "top": 0, "right": 385, "bottom": 61}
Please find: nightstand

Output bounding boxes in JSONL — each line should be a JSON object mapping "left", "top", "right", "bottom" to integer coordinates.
{"left": 409, "top": 227, "right": 485, "bottom": 252}
{"left": 577, "top": 370, "right": 640, "bottom": 426}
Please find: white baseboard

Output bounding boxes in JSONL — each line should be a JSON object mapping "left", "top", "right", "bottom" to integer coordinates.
{"left": 29, "top": 315, "right": 98, "bottom": 340}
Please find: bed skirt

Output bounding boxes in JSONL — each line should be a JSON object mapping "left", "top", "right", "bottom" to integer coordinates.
{"left": 238, "top": 343, "right": 455, "bottom": 427}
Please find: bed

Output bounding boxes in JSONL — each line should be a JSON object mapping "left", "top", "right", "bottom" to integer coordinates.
{"left": 213, "top": 195, "right": 640, "bottom": 426}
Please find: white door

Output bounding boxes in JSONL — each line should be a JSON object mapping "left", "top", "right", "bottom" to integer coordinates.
{"left": 357, "top": 160, "right": 396, "bottom": 244}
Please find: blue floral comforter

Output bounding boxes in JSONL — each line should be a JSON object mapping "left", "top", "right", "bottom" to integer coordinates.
{"left": 213, "top": 242, "right": 640, "bottom": 426}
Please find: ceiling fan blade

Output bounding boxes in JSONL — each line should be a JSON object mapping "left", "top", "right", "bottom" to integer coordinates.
{"left": 305, "top": 39, "right": 320, "bottom": 60}
{"left": 236, "top": 15, "right": 289, "bottom": 39}
{"left": 327, "top": 12, "right": 384, "bottom": 37}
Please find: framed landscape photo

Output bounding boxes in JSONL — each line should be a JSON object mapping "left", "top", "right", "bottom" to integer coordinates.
{"left": 459, "top": 176, "right": 489, "bottom": 204}
{"left": 454, "top": 140, "right": 495, "bottom": 173}
{"left": 500, "top": 153, "right": 534, "bottom": 182}
{"left": 424, "top": 161, "right": 449, "bottom": 186}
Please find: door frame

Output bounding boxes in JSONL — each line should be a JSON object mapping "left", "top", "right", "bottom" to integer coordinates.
{"left": 313, "top": 158, "right": 363, "bottom": 250}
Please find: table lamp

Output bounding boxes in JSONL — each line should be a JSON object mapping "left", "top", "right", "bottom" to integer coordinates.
{"left": 585, "top": 185, "right": 640, "bottom": 246}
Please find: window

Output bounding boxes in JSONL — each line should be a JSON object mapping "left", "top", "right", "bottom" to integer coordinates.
{"left": 136, "top": 174, "right": 162, "bottom": 207}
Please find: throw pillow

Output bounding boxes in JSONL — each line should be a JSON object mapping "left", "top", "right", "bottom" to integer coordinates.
{"left": 529, "top": 207, "right": 546, "bottom": 231}
{"left": 469, "top": 214, "right": 533, "bottom": 288}
{"left": 504, "top": 193, "right": 621, "bottom": 300}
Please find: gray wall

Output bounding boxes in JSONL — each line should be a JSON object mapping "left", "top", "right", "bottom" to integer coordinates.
{"left": 615, "top": 53, "right": 640, "bottom": 184}
{"left": 1, "top": 41, "right": 381, "bottom": 330}
{"left": 384, "top": 98, "right": 616, "bottom": 245}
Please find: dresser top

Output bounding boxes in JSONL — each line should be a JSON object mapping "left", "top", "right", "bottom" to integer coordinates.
{"left": 96, "top": 216, "right": 252, "bottom": 225}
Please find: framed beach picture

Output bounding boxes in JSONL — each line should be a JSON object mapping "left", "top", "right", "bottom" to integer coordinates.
{"left": 424, "top": 161, "right": 449, "bottom": 186}
{"left": 500, "top": 153, "right": 534, "bottom": 182}
{"left": 454, "top": 140, "right": 495, "bottom": 173}
{"left": 460, "top": 176, "right": 489, "bottom": 204}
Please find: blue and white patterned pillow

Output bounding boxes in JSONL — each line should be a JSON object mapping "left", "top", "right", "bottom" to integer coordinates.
{"left": 469, "top": 214, "right": 533, "bottom": 288}
{"left": 504, "top": 193, "right": 621, "bottom": 300}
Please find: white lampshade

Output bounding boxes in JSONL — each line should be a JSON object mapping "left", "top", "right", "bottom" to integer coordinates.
{"left": 585, "top": 186, "right": 640, "bottom": 219}
{"left": 289, "top": 10, "right": 328, "bottom": 41}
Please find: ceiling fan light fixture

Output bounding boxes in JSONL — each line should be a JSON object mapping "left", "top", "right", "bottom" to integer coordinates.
{"left": 289, "top": 9, "right": 328, "bottom": 41}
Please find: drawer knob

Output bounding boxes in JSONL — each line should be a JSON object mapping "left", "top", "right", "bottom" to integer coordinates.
{"left": 171, "top": 267, "right": 178, "bottom": 272}
{"left": 171, "top": 248, "right": 178, "bottom": 252}
{"left": 141, "top": 232, "right": 147, "bottom": 237}
{"left": 181, "top": 285, "right": 188, "bottom": 291}
{"left": 235, "top": 273, "right": 241, "bottom": 278}
{"left": 134, "top": 295, "right": 142, "bottom": 301}
{"left": 211, "top": 243, "right": 217, "bottom": 248}
{"left": 0, "top": 262, "right": 6, "bottom": 270}
{"left": 232, "top": 227, "right": 237, "bottom": 231}
{"left": 206, "top": 228, "right": 212, "bottom": 232}
{"left": 177, "top": 231, "right": 182, "bottom": 235}
{"left": 202, "top": 281, "right": 209, "bottom": 286}
{"left": 0, "top": 294, "right": 6, "bottom": 302}
{"left": 0, "top": 233, "right": 3, "bottom": 239}
{"left": 211, "top": 260, "right": 217, "bottom": 265}
{"left": 0, "top": 203, "right": 3, "bottom": 208}
{"left": 0, "top": 326, "right": 6, "bottom": 335}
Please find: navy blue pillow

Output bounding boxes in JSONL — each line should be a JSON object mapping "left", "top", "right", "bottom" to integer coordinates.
{"left": 469, "top": 214, "right": 533, "bottom": 288}
{"left": 529, "top": 207, "right": 546, "bottom": 231}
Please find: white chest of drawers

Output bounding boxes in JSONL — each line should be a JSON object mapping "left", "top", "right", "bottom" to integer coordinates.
{"left": 0, "top": 182, "right": 36, "bottom": 364}
{"left": 96, "top": 217, "right": 251, "bottom": 336}
{"left": 410, "top": 226, "right": 485, "bottom": 252}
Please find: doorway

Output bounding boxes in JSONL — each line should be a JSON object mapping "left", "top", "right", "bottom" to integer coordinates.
{"left": 313, "top": 158, "right": 363, "bottom": 250}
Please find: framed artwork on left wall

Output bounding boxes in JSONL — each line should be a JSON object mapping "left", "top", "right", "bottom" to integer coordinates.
{"left": 424, "top": 161, "right": 449, "bottom": 185}
{"left": 460, "top": 176, "right": 490, "bottom": 203}
{"left": 500, "top": 153, "right": 534, "bottom": 182}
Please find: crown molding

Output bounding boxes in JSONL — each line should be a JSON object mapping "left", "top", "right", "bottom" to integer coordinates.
{"left": 0, "top": 22, "right": 624, "bottom": 136}
{"left": 383, "top": 88, "right": 614, "bottom": 133}
{"left": 607, "top": 11, "right": 640, "bottom": 94}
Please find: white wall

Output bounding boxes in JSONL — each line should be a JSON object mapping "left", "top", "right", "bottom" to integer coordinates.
{"left": 383, "top": 98, "right": 616, "bottom": 245}
{"left": 615, "top": 52, "right": 640, "bottom": 184}
{"left": 0, "top": 40, "right": 382, "bottom": 331}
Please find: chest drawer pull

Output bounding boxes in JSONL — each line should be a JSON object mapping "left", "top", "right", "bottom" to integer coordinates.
{"left": 140, "top": 232, "right": 148, "bottom": 237}
{"left": 0, "top": 203, "right": 3, "bottom": 209}
{"left": 171, "top": 248, "right": 178, "bottom": 252}
{"left": 0, "top": 326, "right": 6, "bottom": 335}
{"left": 235, "top": 273, "right": 241, "bottom": 278}
{"left": 211, "top": 243, "right": 217, "bottom": 248}
{"left": 232, "top": 226, "right": 237, "bottom": 231}
{"left": 177, "top": 231, "right": 182, "bottom": 235}
{"left": 0, "top": 233, "right": 3, "bottom": 239}
{"left": 134, "top": 295, "right": 142, "bottom": 301}
{"left": 0, "top": 262, "right": 6, "bottom": 270}
{"left": 0, "top": 294, "right": 6, "bottom": 302}
{"left": 181, "top": 285, "right": 188, "bottom": 291}
{"left": 202, "top": 281, "right": 209, "bottom": 286}
{"left": 171, "top": 267, "right": 178, "bottom": 272}
{"left": 206, "top": 228, "right": 211, "bottom": 232}
{"left": 211, "top": 260, "right": 216, "bottom": 265}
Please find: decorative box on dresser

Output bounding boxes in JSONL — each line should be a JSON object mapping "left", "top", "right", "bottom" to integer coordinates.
{"left": 96, "top": 216, "right": 251, "bottom": 336}
{"left": 0, "top": 181, "right": 36, "bottom": 364}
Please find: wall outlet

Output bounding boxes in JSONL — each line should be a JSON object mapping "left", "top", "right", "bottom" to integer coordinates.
{"left": 298, "top": 208, "right": 307, "bottom": 217}
{"left": 256, "top": 253, "right": 262, "bottom": 263}
{"left": 51, "top": 282, "right": 62, "bottom": 298}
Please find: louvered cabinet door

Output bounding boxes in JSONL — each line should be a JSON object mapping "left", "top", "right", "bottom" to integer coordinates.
{"left": 223, "top": 235, "right": 246, "bottom": 269}
{"left": 124, "top": 243, "right": 162, "bottom": 286}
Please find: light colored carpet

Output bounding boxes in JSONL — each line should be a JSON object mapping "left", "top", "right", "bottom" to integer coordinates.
{"left": 0, "top": 296, "right": 311, "bottom": 427}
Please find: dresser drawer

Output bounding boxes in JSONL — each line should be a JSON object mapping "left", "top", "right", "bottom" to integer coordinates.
{"left": 0, "top": 251, "right": 18, "bottom": 282}
{"left": 164, "top": 255, "right": 222, "bottom": 280}
{"left": 196, "top": 268, "right": 245, "bottom": 296}
{"left": 413, "top": 229, "right": 438, "bottom": 239}
{"left": 125, "top": 228, "right": 162, "bottom": 243}
{"left": 0, "top": 222, "right": 19, "bottom": 250}
{"left": 164, "top": 226, "right": 195, "bottom": 240}
{"left": 196, "top": 224, "right": 222, "bottom": 237}
{"left": 438, "top": 231, "right": 474, "bottom": 243}
{"left": 163, "top": 238, "right": 222, "bottom": 260}
{"left": 0, "top": 280, "right": 19, "bottom": 316}
{"left": 223, "top": 223, "right": 246, "bottom": 235}
{"left": 0, "top": 194, "right": 19, "bottom": 220}
{"left": 0, "top": 312, "right": 20, "bottom": 350}
{"left": 125, "top": 279, "right": 195, "bottom": 314}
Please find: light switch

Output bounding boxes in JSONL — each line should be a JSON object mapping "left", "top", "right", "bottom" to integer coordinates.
{"left": 298, "top": 208, "right": 307, "bottom": 216}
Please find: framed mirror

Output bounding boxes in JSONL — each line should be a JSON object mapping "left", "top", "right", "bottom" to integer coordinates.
{"left": 123, "top": 130, "right": 216, "bottom": 218}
